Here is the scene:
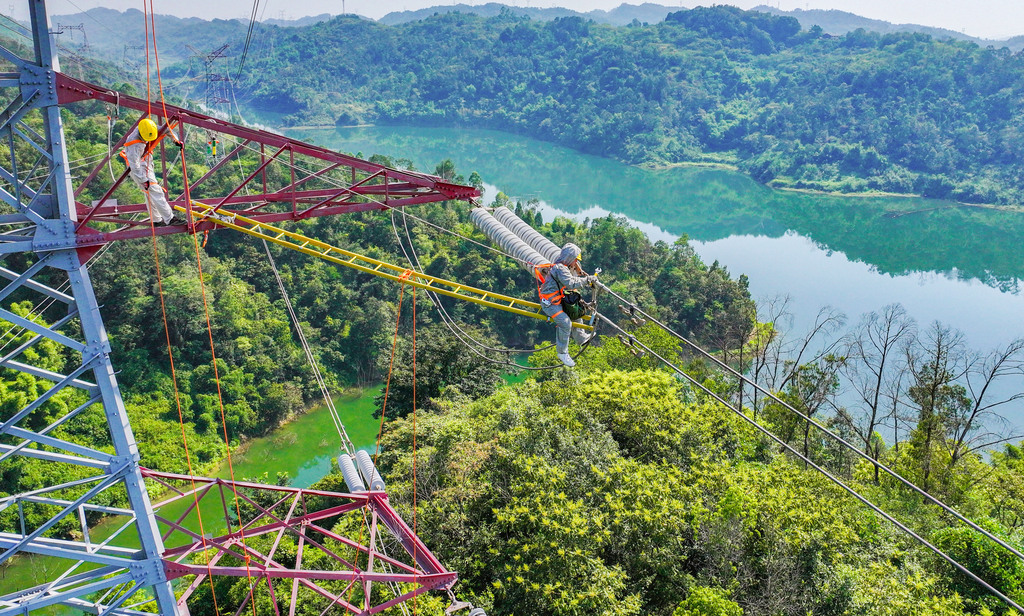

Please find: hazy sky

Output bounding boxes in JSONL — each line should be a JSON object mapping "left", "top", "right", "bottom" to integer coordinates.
{"left": 21, "top": 0, "right": 1024, "bottom": 40}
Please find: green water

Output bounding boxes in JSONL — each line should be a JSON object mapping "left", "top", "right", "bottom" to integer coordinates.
{"left": 289, "top": 125, "right": 1024, "bottom": 292}
{"left": 0, "top": 389, "right": 381, "bottom": 601}
{"left": 220, "top": 388, "right": 381, "bottom": 487}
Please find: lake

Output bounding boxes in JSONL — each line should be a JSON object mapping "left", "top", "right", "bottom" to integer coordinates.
{"left": 291, "top": 125, "right": 1024, "bottom": 434}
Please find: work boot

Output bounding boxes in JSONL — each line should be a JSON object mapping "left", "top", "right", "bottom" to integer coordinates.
{"left": 161, "top": 215, "right": 187, "bottom": 226}
{"left": 557, "top": 352, "right": 576, "bottom": 367}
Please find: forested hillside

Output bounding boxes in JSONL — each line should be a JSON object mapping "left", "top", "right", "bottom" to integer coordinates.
{"left": 0, "top": 91, "right": 754, "bottom": 536}
{"left": 2, "top": 17, "right": 1024, "bottom": 616}
{"left": 211, "top": 7, "right": 1024, "bottom": 204}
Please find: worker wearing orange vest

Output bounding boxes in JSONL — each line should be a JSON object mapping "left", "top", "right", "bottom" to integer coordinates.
{"left": 120, "top": 118, "right": 185, "bottom": 226}
{"left": 535, "top": 243, "right": 597, "bottom": 367}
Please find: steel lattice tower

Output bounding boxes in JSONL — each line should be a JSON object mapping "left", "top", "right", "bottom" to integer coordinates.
{"left": 0, "top": 1, "right": 178, "bottom": 614}
{"left": 0, "top": 3, "right": 471, "bottom": 615}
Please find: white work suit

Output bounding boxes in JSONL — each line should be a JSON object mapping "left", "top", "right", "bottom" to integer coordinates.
{"left": 537, "top": 244, "right": 592, "bottom": 356}
{"left": 120, "top": 126, "right": 176, "bottom": 224}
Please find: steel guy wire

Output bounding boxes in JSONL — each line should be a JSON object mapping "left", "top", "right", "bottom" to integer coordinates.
{"left": 205, "top": 132, "right": 1024, "bottom": 567}
{"left": 391, "top": 206, "right": 555, "bottom": 355}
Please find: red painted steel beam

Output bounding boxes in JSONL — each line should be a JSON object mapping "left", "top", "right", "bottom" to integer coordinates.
{"left": 143, "top": 469, "right": 459, "bottom": 603}
{"left": 56, "top": 72, "right": 480, "bottom": 246}
{"left": 57, "top": 74, "right": 440, "bottom": 187}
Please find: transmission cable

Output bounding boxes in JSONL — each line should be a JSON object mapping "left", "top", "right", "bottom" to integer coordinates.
{"left": 598, "top": 282, "right": 1024, "bottom": 565}
{"left": 592, "top": 309, "right": 1024, "bottom": 614}
{"left": 230, "top": 141, "right": 537, "bottom": 269}
{"left": 219, "top": 142, "right": 592, "bottom": 368}
{"left": 236, "top": 0, "right": 262, "bottom": 78}
{"left": 389, "top": 207, "right": 569, "bottom": 370}
{"left": 261, "top": 237, "right": 356, "bottom": 458}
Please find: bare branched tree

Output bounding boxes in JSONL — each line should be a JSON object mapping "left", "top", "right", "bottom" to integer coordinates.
{"left": 749, "top": 294, "right": 791, "bottom": 417}
{"left": 838, "top": 303, "right": 916, "bottom": 482}
{"left": 947, "top": 337, "right": 1024, "bottom": 466}
{"left": 777, "top": 305, "right": 847, "bottom": 392}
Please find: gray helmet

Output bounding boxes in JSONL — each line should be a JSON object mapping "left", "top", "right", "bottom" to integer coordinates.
{"left": 556, "top": 243, "right": 581, "bottom": 265}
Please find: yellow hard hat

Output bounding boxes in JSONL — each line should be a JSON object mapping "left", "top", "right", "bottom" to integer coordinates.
{"left": 138, "top": 118, "right": 159, "bottom": 142}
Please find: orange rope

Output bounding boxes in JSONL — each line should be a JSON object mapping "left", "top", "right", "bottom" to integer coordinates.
{"left": 141, "top": 3, "right": 221, "bottom": 612}
{"left": 147, "top": 5, "right": 257, "bottom": 612}
{"left": 148, "top": 0, "right": 170, "bottom": 122}
{"left": 374, "top": 285, "right": 405, "bottom": 459}
{"left": 184, "top": 168, "right": 260, "bottom": 615}
{"left": 180, "top": 114, "right": 260, "bottom": 616}
{"left": 141, "top": 1, "right": 150, "bottom": 116}
{"left": 346, "top": 287, "right": 405, "bottom": 609}
{"left": 412, "top": 286, "right": 418, "bottom": 615}
{"left": 148, "top": 190, "right": 222, "bottom": 616}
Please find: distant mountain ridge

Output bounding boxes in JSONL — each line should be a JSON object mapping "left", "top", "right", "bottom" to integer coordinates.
{"left": 380, "top": 3, "right": 1023, "bottom": 50}
{"left": 51, "top": 3, "right": 1024, "bottom": 57}
{"left": 753, "top": 5, "right": 1022, "bottom": 51}
{"left": 379, "top": 2, "right": 676, "bottom": 26}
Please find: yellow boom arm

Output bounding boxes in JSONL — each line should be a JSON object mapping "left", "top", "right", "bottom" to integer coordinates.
{"left": 179, "top": 202, "right": 592, "bottom": 330}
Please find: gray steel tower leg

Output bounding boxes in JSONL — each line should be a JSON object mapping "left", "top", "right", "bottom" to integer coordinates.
{"left": 0, "top": 1, "right": 178, "bottom": 614}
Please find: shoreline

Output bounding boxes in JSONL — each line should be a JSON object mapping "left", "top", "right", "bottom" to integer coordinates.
{"left": 273, "top": 121, "right": 1021, "bottom": 211}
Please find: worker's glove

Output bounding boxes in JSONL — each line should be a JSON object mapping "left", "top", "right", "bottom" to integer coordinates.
{"left": 586, "top": 275, "right": 598, "bottom": 285}
{"left": 143, "top": 181, "right": 151, "bottom": 190}
{"left": 174, "top": 141, "right": 184, "bottom": 150}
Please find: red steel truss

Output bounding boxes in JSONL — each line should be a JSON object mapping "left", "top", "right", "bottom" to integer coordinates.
{"left": 55, "top": 71, "right": 480, "bottom": 254}
{"left": 46, "top": 71, "right": 476, "bottom": 613}
{"left": 145, "top": 470, "right": 456, "bottom": 615}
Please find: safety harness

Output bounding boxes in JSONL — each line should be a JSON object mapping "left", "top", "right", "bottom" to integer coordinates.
{"left": 535, "top": 263, "right": 588, "bottom": 320}
{"left": 117, "top": 137, "right": 147, "bottom": 169}
{"left": 118, "top": 122, "right": 181, "bottom": 169}
{"left": 534, "top": 263, "right": 563, "bottom": 305}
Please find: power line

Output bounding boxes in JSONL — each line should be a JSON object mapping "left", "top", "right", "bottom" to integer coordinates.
{"left": 193, "top": 134, "right": 1024, "bottom": 611}
{"left": 236, "top": 0, "right": 261, "bottom": 78}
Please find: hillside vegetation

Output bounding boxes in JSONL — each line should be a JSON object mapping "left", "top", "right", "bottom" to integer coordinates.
{"left": 211, "top": 7, "right": 1024, "bottom": 204}
{"left": 1, "top": 21, "right": 1023, "bottom": 616}
{"left": 0, "top": 94, "right": 753, "bottom": 538}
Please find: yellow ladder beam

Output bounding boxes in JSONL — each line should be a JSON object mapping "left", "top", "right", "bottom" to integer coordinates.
{"left": 178, "top": 203, "right": 592, "bottom": 330}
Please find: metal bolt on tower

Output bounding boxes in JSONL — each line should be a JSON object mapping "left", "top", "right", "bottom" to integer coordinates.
{"left": 0, "top": 1, "right": 178, "bottom": 614}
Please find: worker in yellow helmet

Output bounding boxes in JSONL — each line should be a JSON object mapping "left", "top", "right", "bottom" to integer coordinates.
{"left": 119, "top": 117, "right": 185, "bottom": 226}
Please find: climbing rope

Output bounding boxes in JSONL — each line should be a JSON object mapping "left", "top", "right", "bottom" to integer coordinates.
{"left": 137, "top": 2, "right": 226, "bottom": 612}
{"left": 412, "top": 285, "right": 419, "bottom": 615}
{"left": 374, "top": 284, "right": 405, "bottom": 459}
{"left": 144, "top": 2, "right": 258, "bottom": 610}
